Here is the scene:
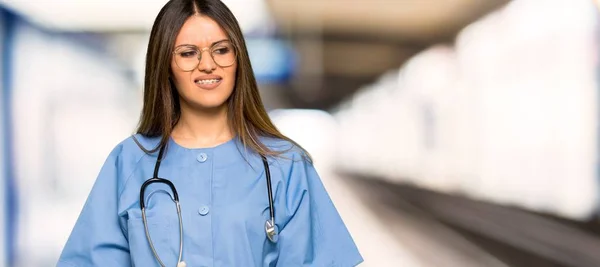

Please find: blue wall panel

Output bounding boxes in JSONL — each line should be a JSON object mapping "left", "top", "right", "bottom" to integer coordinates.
{"left": 1, "top": 7, "right": 17, "bottom": 267}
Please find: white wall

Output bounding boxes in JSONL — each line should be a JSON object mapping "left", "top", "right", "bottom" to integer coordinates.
{"left": 334, "top": 0, "right": 600, "bottom": 221}
{"left": 10, "top": 20, "right": 141, "bottom": 266}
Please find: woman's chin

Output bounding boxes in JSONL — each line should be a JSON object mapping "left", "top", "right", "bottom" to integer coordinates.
{"left": 187, "top": 100, "right": 228, "bottom": 112}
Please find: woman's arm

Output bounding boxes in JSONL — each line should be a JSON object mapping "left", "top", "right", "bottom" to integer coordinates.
{"left": 57, "top": 146, "right": 131, "bottom": 267}
{"left": 276, "top": 152, "right": 363, "bottom": 266}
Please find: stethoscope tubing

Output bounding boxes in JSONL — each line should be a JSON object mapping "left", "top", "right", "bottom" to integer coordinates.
{"left": 139, "top": 140, "right": 277, "bottom": 267}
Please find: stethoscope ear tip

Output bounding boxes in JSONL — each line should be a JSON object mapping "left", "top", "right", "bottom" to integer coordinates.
{"left": 177, "top": 261, "right": 187, "bottom": 267}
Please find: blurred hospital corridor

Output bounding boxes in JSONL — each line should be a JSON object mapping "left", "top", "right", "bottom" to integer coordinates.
{"left": 271, "top": 105, "right": 600, "bottom": 267}
{"left": 3, "top": 0, "right": 600, "bottom": 266}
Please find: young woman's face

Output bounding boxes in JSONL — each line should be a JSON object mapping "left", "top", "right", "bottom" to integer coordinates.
{"left": 171, "top": 15, "right": 237, "bottom": 111}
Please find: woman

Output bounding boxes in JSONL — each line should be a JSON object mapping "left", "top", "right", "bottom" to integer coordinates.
{"left": 57, "top": 0, "right": 363, "bottom": 266}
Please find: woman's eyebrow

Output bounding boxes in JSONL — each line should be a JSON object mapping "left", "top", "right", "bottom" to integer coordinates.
{"left": 174, "top": 39, "right": 229, "bottom": 49}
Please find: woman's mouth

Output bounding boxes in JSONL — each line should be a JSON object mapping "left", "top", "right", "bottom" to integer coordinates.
{"left": 194, "top": 78, "right": 222, "bottom": 89}
{"left": 195, "top": 78, "right": 221, "bottom": 85}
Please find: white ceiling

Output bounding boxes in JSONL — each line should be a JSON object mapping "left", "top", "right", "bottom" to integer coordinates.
{"left": 0, "top": 0, "right": 508, "bottom": 40}
{"left": 266, "top": 0, "right": 510, "bottom": 42}
{"left": 0, "top": 0, "right": 274, "bottom": 33}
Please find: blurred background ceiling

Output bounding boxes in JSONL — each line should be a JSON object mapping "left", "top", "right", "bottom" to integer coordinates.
{"left": 0, "top": 0, "right": 510, "bottom": 108}
{"left": 265, "top": 0, "right": 511, "bottom": 108}
{"left": 0, "top": 0, "right": 509, "bottom": 43}
{"left": 0, "top": 0, "right": 274, "bottom": 33}
{"left": 267, "top": 0, "right": 510, "bottom": 44}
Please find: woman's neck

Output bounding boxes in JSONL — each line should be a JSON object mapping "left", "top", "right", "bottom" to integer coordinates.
{"left": 172, "top": 104, "right": 234, "bottom": 148}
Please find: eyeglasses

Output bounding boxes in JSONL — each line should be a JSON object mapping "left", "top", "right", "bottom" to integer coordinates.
{"left": 173, "top": 40, "right": 237, "bottom": 71}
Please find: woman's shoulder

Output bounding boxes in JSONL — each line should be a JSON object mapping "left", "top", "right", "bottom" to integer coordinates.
{"left": 105, "top": 133, "right": 161, "bottom": 162}
{"left": 259, "top": 136, "right": 311, "bottom": 166}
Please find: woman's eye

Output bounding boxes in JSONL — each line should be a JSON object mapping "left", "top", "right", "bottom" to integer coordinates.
{"left": 179, "top": 50, "right": 198, "bottom": 58}
{"left": 213, "top": 47, "right": 230, "bottom": 55}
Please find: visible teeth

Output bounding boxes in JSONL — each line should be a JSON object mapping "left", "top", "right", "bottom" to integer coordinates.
{"left": 196, "top": 79, "right": 220, "bottom": 84}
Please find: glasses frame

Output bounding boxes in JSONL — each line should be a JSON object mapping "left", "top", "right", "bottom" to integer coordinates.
{"left": 172, "top": 40, "right": 238, "bottom": 71}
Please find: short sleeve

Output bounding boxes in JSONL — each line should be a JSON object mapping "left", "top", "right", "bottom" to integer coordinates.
{"left": 276, "top": 152, "right": 363, "bottom": 266}
{"left": 57, "top": 146, "right": 131, "bottom": 267}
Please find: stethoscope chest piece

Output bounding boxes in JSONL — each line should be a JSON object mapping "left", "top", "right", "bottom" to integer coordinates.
{"left": 265, "top": 219, "right": 279, "bottom": 243}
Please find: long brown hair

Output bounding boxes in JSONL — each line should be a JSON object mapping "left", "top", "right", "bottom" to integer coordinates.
{"left": 136, "top": 0, "right": 310, "bottom": 161}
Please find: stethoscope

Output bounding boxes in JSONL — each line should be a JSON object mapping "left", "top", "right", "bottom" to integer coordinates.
{"left": 139, "top": 142, "right": 277, "bottom": 267}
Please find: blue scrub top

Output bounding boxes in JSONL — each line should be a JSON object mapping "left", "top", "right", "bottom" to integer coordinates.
{"left": 57, "top": 134, "right": 363, "bottom": 267}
